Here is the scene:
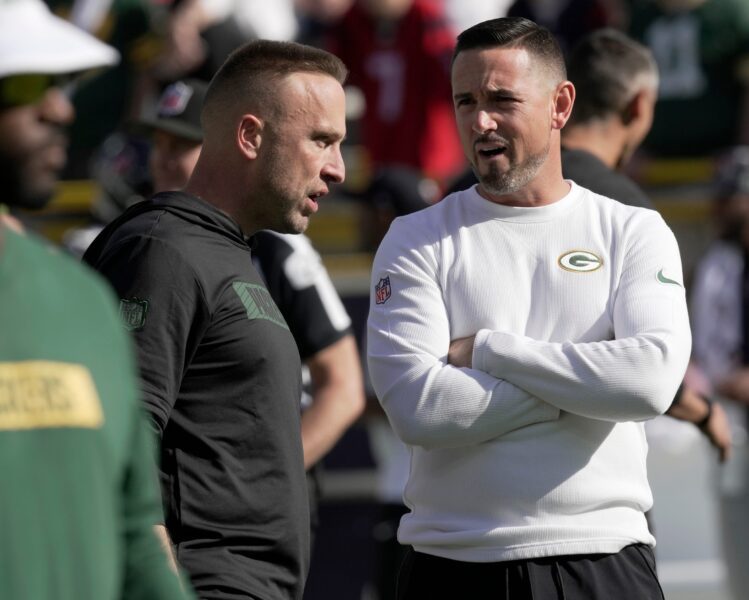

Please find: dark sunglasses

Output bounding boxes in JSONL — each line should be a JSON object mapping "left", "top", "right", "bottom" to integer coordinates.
{"left": 0, "top": 73, "right": 77, "bottom": 108}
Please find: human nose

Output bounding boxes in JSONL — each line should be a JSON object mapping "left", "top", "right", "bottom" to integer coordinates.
{"left": 322, "top": 146, "right": 345, "bottom": 184}
{"left": 472, "top": 109, "right": 497, "bottom": 135}
{"left": 37, "top": 87, "right": 75, "bottom": 126}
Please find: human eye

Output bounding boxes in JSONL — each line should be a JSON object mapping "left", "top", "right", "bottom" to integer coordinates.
{"left": 312, "top": 134, "right": 333, "bottom": 149}
{"left": 489, "top": 91, "right": 517, "bottom": 105}
{"left": 454, "top": 95, "right": 474, "bottom": 108}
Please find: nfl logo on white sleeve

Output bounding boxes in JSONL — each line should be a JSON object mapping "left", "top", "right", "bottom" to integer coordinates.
{"left": 375, "top": 276, "right": 391, "bottom": 305}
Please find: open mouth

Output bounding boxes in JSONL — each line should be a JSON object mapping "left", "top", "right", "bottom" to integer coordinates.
{"left": 477, "top": 145, "right": 506, "bottom": 158}
{"left": 306, "top": 191, "right": 326, "bottom": 211}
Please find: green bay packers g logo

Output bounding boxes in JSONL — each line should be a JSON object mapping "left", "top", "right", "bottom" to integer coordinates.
{"left": 558, "top": 250, "right": 603, "bottom": 272}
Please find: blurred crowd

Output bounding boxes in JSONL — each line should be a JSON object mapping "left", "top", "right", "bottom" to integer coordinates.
{"left": 36, "top": 0, "right": 749, "bottom": 181}
{"left": 5, "top": 0, "right": 749, "bottom": 599}
{"left": 29, "top": 0, "right": 749, "bottom": 240}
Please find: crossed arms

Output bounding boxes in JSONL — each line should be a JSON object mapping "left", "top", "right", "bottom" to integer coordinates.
{"left": 367, "top": 215, "right": 691, "bottom": 450}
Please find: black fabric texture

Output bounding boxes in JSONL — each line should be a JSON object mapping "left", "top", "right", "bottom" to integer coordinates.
{"left": 83, "top": 192, "right": 309, "bottom": 600}
{"left": 250, "top": 230, "right": 350, "bottom": 360}
{"left": 249, "top": 230, "right": 353, "bottom": 539}
{"left": 560, "top": 148, "right": 654, "bottom": 209}
{"left": 396, "top": 544, "right": 664, "bottom": 600}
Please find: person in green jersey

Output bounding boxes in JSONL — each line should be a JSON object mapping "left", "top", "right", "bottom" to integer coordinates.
{"left": 629, "top": 0, "right": 749, "bottom": 156}
{"left": 0, "top": 1, "right": 193, "bottom": 598}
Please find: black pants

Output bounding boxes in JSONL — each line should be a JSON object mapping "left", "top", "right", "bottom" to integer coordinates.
{"left": 372, "top": 503, "right": 411, "bottom": 600}
{"left": 396, "top": 544, "right": 664, "bottom": 600}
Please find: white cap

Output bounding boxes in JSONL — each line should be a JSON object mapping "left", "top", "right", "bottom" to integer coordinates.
{"left": 0, "top": 0, "right": 119, "bottom": 78}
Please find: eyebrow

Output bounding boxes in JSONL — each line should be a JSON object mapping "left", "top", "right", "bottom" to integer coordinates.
{"left": 314, "top": 130, "right": 347, "bottom": 143}
{"left": 453, "top": 87, "right": 519, "bottom": 103}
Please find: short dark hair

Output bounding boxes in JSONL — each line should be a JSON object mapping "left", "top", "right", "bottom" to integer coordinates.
{"left": 453, "top": 17, "right": 566, "bottom": 82}
{"left": 566, "top": 29, "right": 658, "bottom": 126}
{"left": 203, "top": 39, "right": 348, "bottom": 124}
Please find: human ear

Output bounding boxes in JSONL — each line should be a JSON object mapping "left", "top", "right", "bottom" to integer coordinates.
{"left": 237, "top": 114, "right": 263, "bottom": 159}
{"left": 551, "top": 81, "right": 575, "bottom": 130}
{"left": 621, "top": 89, "right": 650, "bottom": 126}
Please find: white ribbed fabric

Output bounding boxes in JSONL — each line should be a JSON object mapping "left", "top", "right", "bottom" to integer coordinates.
{"left": 367, "top": 181, "right": 691, "bottom": 562}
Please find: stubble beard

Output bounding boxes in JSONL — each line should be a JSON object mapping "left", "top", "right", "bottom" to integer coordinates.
{"left": 280, "top": 208, "right": 309, "bottom": 234}
{"left": 475, "top": 135, "right": 551, "bottom": 197}
{"left": 255, "top": 144, "right": 309, "bottom": 235}
{"left": 268, "top": 182, "right": 309, "bottom": 235}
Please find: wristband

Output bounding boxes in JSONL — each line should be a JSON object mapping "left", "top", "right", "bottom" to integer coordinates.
{"left": 696, "top": 396, "right": 713, "bottom": 430}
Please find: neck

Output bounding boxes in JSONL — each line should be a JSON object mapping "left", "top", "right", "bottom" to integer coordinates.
{"left": 562, "top": 121, "right": 627, "bottom": 169}
{"left": 478, "top": 178, "right": 571, "bottom": 207}
{"left": 184, "top": 157, "right": 255, "bottom": 235}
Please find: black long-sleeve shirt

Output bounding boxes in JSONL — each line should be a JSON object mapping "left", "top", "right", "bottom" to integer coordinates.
{"left": 84, "top": 191, "right": 308, "bottom": 600}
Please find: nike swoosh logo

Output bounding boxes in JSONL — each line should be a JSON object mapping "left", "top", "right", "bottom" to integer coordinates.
{"left": 657, "top": 269, "right": 681, "bottom": 286}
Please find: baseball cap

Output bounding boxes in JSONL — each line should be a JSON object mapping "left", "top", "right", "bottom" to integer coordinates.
{"left": 137, "top": 79, "right": 207, "bottom": 142}
{"left": 0, "top": 0, "right": 119, "bottom": 78}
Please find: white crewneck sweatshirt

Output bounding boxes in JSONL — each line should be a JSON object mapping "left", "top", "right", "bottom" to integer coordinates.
{"left": 367, "top": 181, "right": 691, "bottom": 562}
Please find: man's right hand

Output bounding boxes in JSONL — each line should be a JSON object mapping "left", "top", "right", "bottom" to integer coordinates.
{"left": 448, "top": 335, "right": 476, "bottom": 369}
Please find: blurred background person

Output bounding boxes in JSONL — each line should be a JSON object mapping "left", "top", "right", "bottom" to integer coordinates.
{"left": 198, "top": 0, "right": 300, "bottom": 42}
{"left": 43, "top": 0, "right": 255, "bottom": 180}
{"left": 141, "top": 78, "right": 205, "bottom": 192}
{"left": 326, "top": 0, "right": 465, "bottom": 190}
{"left": 294, "top": 0, "right": 353, "bottom": 47}
{"left": 690, "top": 145, "right": 749, "bottom": 600}
{"left": 628, "top": 0, "right": 749, "bottom": 158}
{"left": 42, "top": 0, "right": 163, "bottom": 179}
{"left": 147, "top": 0, "right": 248, "bottom": 86}
{"left": 133, "top": 0, "right": 249, "bottom": 152}
{"left": 62, "top": 78, "right": 205, "bottom": 256}
{"left": 506, "top": 0, "right": 626, "bottom": 56}
{"left": 442, "top": 0, "right": 513, "bottom": 34}
{"left": 0, "top": 1, "right": 191, "bottom": 598}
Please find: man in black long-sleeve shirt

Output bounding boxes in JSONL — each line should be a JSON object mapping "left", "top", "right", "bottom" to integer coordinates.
{"left": 85, "top": 40, "right": 348, "bottom": 600}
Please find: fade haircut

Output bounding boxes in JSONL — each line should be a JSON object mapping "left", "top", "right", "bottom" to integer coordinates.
{"left": 202, "top": 39, "right": 348, "bottom": 128}
{"left": 566, "top": 29, "right": 658, "bottom": 126}
{"left": 453, "top": 17, "right": 566, "bottom": 84}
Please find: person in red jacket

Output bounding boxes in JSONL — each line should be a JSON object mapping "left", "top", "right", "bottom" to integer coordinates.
{"left": 327, "top": 0, "right": 465, "bottom": 187}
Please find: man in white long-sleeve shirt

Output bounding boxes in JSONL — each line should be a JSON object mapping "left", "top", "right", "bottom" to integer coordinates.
{"left": 366, "top": 16, "right": 690, "bottom": 599}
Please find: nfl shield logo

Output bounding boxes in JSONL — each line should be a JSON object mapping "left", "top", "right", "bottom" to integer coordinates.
{"left": 158, "top": 81, "right": 192, "bottom": 117}
{"left": 119, "top": 299, "right": 149, "bottom": 331}
{"left": 375, "top": 276, "right": 391, "bottom": 305}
